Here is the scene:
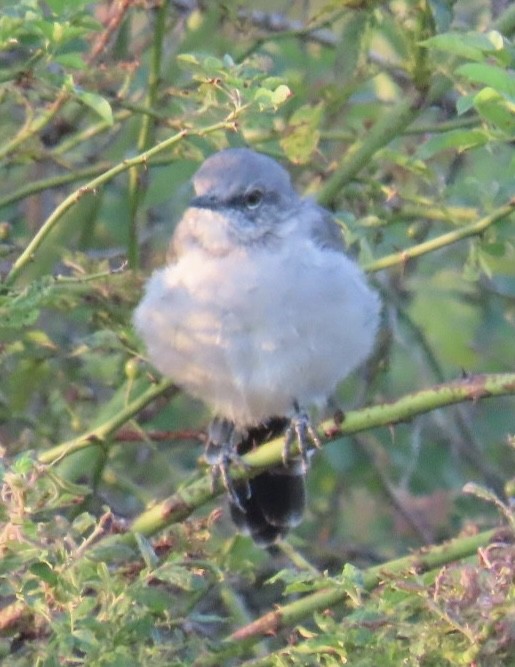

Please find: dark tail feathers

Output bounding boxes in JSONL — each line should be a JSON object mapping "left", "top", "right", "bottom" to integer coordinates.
{"left": 229, "top": 418, "right": 306, "bottom": 547}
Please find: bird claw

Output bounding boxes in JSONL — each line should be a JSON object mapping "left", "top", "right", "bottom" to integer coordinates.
{"left": 283, "top": 406, "right": 321, "bottom": 471}
{"left": 205, "top": 418, "right": 250, "bottom": 512}
{"left": 206, "top": 409, "right": 320, "bottom": 513}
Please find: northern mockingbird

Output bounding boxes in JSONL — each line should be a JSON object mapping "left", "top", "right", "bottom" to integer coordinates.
{"left": 134, "top": 148, "right": 380, "bottom": 545}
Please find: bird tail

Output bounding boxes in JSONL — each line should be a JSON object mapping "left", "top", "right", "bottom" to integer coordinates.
{"left": 228, "top": 418, "right": 306, "bottom": 547}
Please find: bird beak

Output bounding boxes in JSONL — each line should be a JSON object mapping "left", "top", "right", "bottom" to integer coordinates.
{"left": 190, "top": 195, "right": 217, "bottom": 210}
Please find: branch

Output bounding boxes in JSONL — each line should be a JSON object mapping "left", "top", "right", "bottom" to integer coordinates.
{"left": 364, "top": 198, "right": 515, "bottom": 273}
{"left": 226, "top": 529, "right": 497, "bottom": 648}
{"left": 50, "top": 109, "right": 131, "bottom": 156}
{"left": 0, "top": 89, "right": 69, "bottom": 162}
{"left": 3, "top": 118, "right": 237, "bottom": 286}
{"left": 85, "top": 0, "right": 132, "bottom": 65}
{"left": 493, "top": 3, "right": 515, "bottom": 35}
{"left": 114, "top": 427, "right": 204, "bottom": 443}
{"left": 88, "top": 373, "right": 515, "bottom": 552}
{"left": 236, "top": 9, "right": 339, "bottom": 47}
{"left": 0, "top": 162, "right": 111, "bottom": 211}
{"left": 317, "top": 91, "right": 426, "bottom": 208}
{"left": 37, "top": 379, "right": 175, "bottom": 465}
{"left": 127, "top": 0, "right": 168, "bottom": 269}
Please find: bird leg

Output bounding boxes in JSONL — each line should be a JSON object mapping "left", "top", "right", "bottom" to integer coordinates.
{"left": 205, "top": 417, "right": 250, "bottom": 511}
{"left": 283, "top": 402, "right": 321, "bottom": 470}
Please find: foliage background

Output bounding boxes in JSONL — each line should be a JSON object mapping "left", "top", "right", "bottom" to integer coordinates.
{"left": 0, "top": 0, "right": 514, "bottom": 665}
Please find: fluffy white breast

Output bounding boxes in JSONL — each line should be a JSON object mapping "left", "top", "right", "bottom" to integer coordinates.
{"left": 134, "top": 234, "right": 380, "bottom": 426}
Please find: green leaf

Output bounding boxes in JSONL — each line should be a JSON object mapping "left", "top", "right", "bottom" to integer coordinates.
{"left": 12, "top": 452, "right": 36, "bottom": 475}
{"left": 29, "top": 561, "right": 58, "bottom": 587}
{"left": 54, "top": 52, "right": 86, "bottom": 69}
{"left": 131, "top": 587, "right": 171, "bottom": 614}
{"left": 280, "top": 103, "right": 323, "bottom": 164}
{"left": 25, "top": 329, "right": 57, "bottom": 349}
{"left": 71, "top": 628, "right": 98, "bottom": 651}
{"left": 253, "top": 84, "right": 291, "bottom": 110}
{"left": 271, "top": 84, "right": 291, "bottom": 106}
{"left": 134, "top": 533, "right": 158, "bottom": 569}
{"left": 481, "top": 241, "right": 506, "bottom": 257}
{"left": 336, "top": 563, "right": 365, "bottom": 605}
{"left": 72, "top": 512, "right": 98, "bottom": 535}
{"left": 0, "top": 278, "right": 54, "bottom": 329}
{"left": 153, "top": 562, "right": 206, "bottom": 592}
{"left": 202, "top": 55, "right": 224, "bottom": 73}
{"left": 472, "top": 87, "right": 515, "bottom": 133}
{"left": 416, "top": 129, "right": 489, "bottom": 159}
{"left": 45, "top": 0, "right": 93, "bottom": 12}
{"left": 335, "top": 10, "right": 370, "bottom": 84}
{"left": 456, "top": 93, "right": 475, "bottom": 115}
{"left": 421, "top": 30, "right": 507, "bottom": 63}
{"left": 456, "top": 62, "right": 515, "bottom": 101}
{"left": 176, "top": 53, "right": 201, "bottom": 70}
{"left": 75, "top": 88, "right": 114, "bottom": 125}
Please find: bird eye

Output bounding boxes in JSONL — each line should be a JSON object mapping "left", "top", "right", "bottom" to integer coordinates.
{"left": 244, "top": 189, "right": 263, "bottom": 209}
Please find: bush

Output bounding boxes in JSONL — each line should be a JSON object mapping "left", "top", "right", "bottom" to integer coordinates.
{"left": 1, "top": 1, "right": 514, "bottom": 664}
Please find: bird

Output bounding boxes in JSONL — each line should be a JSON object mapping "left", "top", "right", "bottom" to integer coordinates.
{"left": 133, "top": 147, "right": 380, "bottom": 546}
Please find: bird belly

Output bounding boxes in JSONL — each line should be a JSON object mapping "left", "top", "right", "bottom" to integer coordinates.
{"left": 133, "top": 244, "right": 380, "bottom": 426}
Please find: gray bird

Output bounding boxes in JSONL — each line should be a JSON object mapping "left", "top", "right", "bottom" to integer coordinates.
{"left": 133, "top": 148, "right": 380, "bottom": 545}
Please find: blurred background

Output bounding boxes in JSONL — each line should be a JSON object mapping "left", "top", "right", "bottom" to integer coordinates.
{"left": 0, "top": 0, "right": 514, "bottom": 664}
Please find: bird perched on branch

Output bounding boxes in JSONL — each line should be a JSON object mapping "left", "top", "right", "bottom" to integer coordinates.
{"left": 134, "top": 148, "right": 380, "bottom": 546}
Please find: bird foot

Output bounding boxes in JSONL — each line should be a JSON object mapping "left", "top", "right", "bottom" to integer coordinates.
{"left": 205, "top": 417, "right": 250, "bottom": 512}
{"left": 283, "top": 405, "right": 321, "bottom": 471}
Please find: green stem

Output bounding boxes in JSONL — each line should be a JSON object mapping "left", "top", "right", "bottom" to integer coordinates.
{"left": 50, "top": 109, "right": 132, "bottom": 156}
{"left": 0, "top": 89, "right": 68, "bottom": 162}
{"left": 38, "top": 379, "right": 174, "bottom": 465}
{"left": 276, "top": 541, "right": 321, "bottom": 576}
{"left": 0, "top": 151, "right": 185, "bottom": 212}
{"left": 493, "top": 4, "right": 515, "bottom": 35}
{"left": 0, "top": 163, "right": 111, "bottom": 211}
{"left": 317, "top": 91, "right": 425, "bottom": 208}
{"left": 390, "top": 203, "right": 477, "bottom": 224}
{"left": 321, "top": 117, "right": 479, "bottom": 143}
{"left": 402, "top": 116, "right": 479, "bottom": 135}
{"left": 90, "top": 373, "right": 515, "bottom": 548}
{"left": 364, "top": 198, "right": 515, "bottom": 273}
{"left": 228, "top": 529, "right": 496, "bottom": 647}
{"left": 127, "top": 1, "right": 168, "bottom": 269}
{"left": 4, "top": 118, "right": 236, "bottom": 286}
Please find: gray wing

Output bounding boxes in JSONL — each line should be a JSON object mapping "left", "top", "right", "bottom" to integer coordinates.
{"left": 308, "top": 204, "right": 347, "bottom": 253}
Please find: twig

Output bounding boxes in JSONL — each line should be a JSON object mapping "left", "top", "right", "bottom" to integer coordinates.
{"left": 388, "top": 289, "right": 506, "bottom": 497}
{"left": 402, "top": 116, "right": 480, "bottom": 135}
{"left": 38, "top": 379, "right": 176, "bottom": 465}
{"left": 86, "top": 0, "right": 133, "bottom": 66}
{"left": 3, "top": 118, "right": 237, "bottom": 285}
{"left": 364, "top": 198, "right": 515, "bottom": 273}
{"left": 317, "top": 91, "right": 426, "bottom": 208}
{"left": 195, "top": 529, "right": 497, "bottom": 664}
{"left": 50, "top": 109, "right": 132, "bottom": 156}
{"left": 493, "top": 3, "right": 515, "bottom": 35}
{"left": 87, "top": 373, "right": 515, "bottom": 550}
{"left": 276, "top": 541, "right": 321, "bottom": 576}
{"left": 114, "top": 427, "right": 204, "bottom": 443}
{"left": 236, "top": 9, "right": 338, "bottom": 47}
{"left": 353, "top": 433, "right": 435, "bottom": 543}
{"left": 388, "top": 202, "right": 477, "bottom": 225}
{"left": 0, "top": 89, "right": 69, "bottom": 162}
{"left": 0, "top": 163, "right": 112, "bottom": 211}
{"left": 127, "top": 0, "right": 168, "bottom": 268}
